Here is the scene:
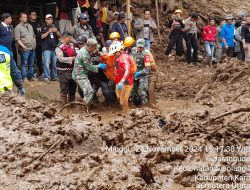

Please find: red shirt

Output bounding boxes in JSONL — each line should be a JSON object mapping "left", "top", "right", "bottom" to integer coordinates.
{"left": 202, "top": 25, "right": 217, "bottom": 42}
{"left": 115, "top": 52, "right": 134, "bottom": 85}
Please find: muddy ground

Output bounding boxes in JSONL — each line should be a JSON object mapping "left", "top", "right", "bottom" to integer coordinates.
{"left": 0, "top": 57, "right": 250, "bottom": 190}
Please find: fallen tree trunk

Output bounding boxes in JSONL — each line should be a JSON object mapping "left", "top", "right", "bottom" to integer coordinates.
{"left": 202, "top": 107, "right": 250, "bottom": 125}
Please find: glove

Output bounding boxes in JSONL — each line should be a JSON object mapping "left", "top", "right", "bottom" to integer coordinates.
{"left": 117, "top": 82, "right": 123, "bottom": 90}
{"left": 134, "top": 71, "right": 142, "bottom": 78}
{"left": 98, "top": 63, "right": 107, "bottom": 70}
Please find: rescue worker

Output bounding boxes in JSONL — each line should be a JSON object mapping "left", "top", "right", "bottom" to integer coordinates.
{"left": 0, "top": 12, "right": 25, "bottom": 95}
{"left": 75, "top": 35, "right": 87, "bottom": 99}
{"left": 55, "top": 32, "right": 77, "bottom": 105}
{"left": 123, "top": 36, "right": 135, "bottom": 54}
{"left": 0, "top": 45, "right": 12, "bottom": 92}
{"left": 109, "top": 32, "right": 120, "bottom": 41}
{"left": 72, "top": 38, "right": 107, "bottom": 109}
{"left": 130, "top": 39, "right": 151, "bottom": 105}
{"left": 99, "top": 40, "right": 117, "bottom": 104}
{"left": 88, "top": 50, "right": 111, "bottom": 106}
{"left": 109, "top": 41, "right": 135, "bottom": 110}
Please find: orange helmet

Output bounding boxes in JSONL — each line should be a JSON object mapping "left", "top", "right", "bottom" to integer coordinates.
{"left": 123, "top": 36, "right": 135, "bottom": 48}
{"left": 109, "top": 32, "right": 120, "bottom": 40}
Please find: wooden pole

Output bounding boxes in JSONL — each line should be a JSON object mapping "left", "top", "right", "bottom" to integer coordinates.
{"left": 126, "top": 0, "right": 131, "bottom": 36}
{"left": 155, "top": 0, "right": 161, "bottom": 39}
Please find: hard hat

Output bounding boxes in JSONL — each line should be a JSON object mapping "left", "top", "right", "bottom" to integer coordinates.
{"left": 175, "top": 9, "right": 182, "bottom": 14}
{"left": 76, "top": 35, "right": 87, "bottom": 44}
{"left": 110, "top": 32, "right": 120, "bottom": 40}
{"left": 108, "top": 41, "right": 124, "bottom": 56}
{"left": 123, "top": 36, "right": 135, "bottom": 48}
{"left": 0, "top": 45, "right": 12, "bottom": 92}
{"left": 225, "top": 14, "right": 233, "bottom": 20}
{"left": 136, "top": 38, "right": 145, "bottom": 48}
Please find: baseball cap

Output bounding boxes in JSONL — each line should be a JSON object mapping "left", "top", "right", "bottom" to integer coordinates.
{"left": 45, "top": 14, "right": 53, "bottom": 19}
{"left": 136, "top": 39, "right": 145, "bottom": 48}
{"left": 76, "top": 35, "right": 87, "bottom": 44}
{"left": 79, "top": 13, "right": 89, "bottom": 20}
{"left": 118, "top": 12, "right": 126, "bottom": 19}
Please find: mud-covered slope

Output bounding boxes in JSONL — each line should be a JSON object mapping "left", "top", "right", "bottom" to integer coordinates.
{"left": 0, "top": 59, "right": 250, "bottom": 189}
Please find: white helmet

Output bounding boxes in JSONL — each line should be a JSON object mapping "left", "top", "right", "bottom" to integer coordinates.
{"left": 109, "top": 41, "right": 124, "bottom": 56}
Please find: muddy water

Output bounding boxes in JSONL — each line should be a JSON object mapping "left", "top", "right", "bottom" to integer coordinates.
{"left": 1, "top": 59, "right": 250, "bottom": 189}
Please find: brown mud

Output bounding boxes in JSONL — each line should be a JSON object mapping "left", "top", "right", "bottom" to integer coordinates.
{"left": 1, "top": 57, "right": 250, "bottom": 189}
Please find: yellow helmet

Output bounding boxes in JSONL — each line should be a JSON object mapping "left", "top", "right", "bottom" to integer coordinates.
{"left": 123, "top": 36, "right": 135, "bottom": 48}
{"left": 175, "top": 9, "right": 182, "bottom": 14}
{"left": 110, "top": 32, "right": 120, "bottom": 40}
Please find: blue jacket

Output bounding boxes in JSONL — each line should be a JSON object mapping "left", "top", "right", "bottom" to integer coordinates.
{"left": 111, "top": 22, "right": 128, "bottom": 41}
{"left": 0, "top": 23, "right": 14, "bottom": 52}
{"left": 220, "top": 23, "right": 235, "bottom": 47}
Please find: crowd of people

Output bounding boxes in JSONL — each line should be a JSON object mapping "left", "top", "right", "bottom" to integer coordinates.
{"left": 0, "top": 1, "right": 158, "bottom": 111}
{"left": 1, "top": 0, "right": 250, "bottom": 112}
{"left": 165, "top": 10, "right": 250, "bottom": 64}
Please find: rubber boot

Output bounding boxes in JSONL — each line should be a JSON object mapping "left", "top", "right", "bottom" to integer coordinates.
{"left": 15, "top": 80, "right": 25, "bottom": 96}
{"left": 60, "top": 93, "right": 67, "bottom": 106}
{"left": 68, "top": 95, "right": 75, "bottom": 103}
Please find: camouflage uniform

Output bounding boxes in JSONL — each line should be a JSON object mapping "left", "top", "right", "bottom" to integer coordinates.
{"left": 130, "top": 47, "right": 150, "bottom": 105}
{"left": 72, "top": 47, "right": 99, "bottom": 105}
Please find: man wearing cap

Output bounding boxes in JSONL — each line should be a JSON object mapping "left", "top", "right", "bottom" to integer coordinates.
{"left": 130, "top": 39, "right": 151, "bottom": 105}
{"left": 221, "top": 15, "right": 235, "bottom": 57}
{"left": 71, "top": 13, "right": 96, "bottom": 40}
{"left": 72, "top": 38, "right": 107, "bottom": 108}
{"left": 134, "top": 9, "right": 157, "bottom": 50}
{"left": 14, "top": 12, "right": 37, "bottom": 82}
{"left": 0, "top": 12, "right": 25, "bottom": 95}
{"left": 184, "top": 12, "right": 199, "bottom": 64}
{"left": 111, "top": 12, "right": 128, "bottom": 41}
{"left": 41, "top": 14, "right": 61, "bottom": 83}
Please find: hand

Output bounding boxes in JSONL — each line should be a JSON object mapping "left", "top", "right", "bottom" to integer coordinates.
{"left": 72, "top": 57, "right": 76, "bottom": 61}
{"left": 37, "top": 27, "right": 41, "bottom": 32}
{"left": 23, "top": 46, "right": 29, "bottom": 52}
{"left": 52, "top": 27, "right": 57, "bottom": 32}
{"left": 134, "top": 71, "right": 141, "bottom": 78}
{"left": 225, "top": 45, "right": 229, "bottom": 50}
{"left": 98, "top": 63, "right": 107, "bottom": 70}
{"left": 49, "top": 28, "right": 54, "bottom": 33}
{"left": 117, "top": 82, "right": 123, "bottom": 90}
{"left": 243, "top": 44, "right": 248, "bottom": 50}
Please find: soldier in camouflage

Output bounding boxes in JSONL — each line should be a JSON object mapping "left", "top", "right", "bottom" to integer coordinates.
{"left": 72, "top": 38, "right": 107, "bottom": 107}
{"left": 130, "top": 39, "right": 151, "bottom": 105}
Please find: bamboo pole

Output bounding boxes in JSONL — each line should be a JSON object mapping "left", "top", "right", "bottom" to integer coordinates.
{"left": 126, "top": 0, "right": 131, "bottom": 36}
{"left": 155, "top": 0, "right": 161, "bottom": 39}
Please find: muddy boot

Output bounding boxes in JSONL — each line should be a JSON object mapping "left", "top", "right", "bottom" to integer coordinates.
{"left": 60, "top": 94, "right": 67, "bottom": 106}
{"left": 175, "top": 55, "right": 181, "bottom": 62}
{"left": 68, "top": 95, "right": 75, "bottom": 103}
